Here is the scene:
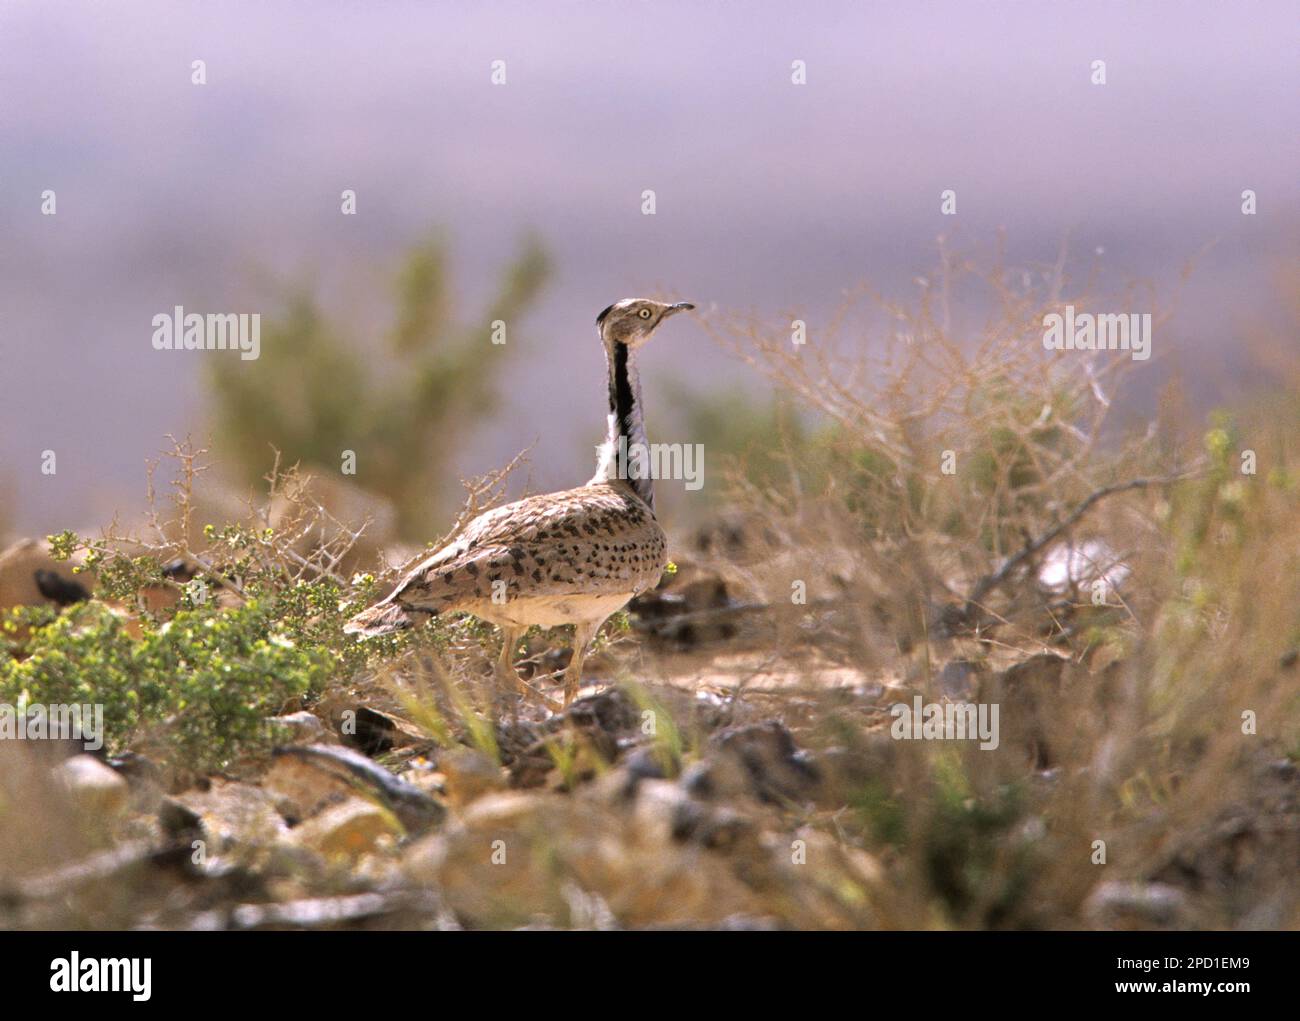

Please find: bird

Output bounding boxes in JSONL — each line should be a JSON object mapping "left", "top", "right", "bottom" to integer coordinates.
{"left": 344, "top": 297, "right": 694, "bottom": 709}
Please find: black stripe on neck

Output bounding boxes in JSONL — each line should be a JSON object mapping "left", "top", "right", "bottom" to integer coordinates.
{"left": 607, "top": 340, "right": 655, "bottom": 509}
{"left": 609, "top": 341, "right": 635, "bottom": 434}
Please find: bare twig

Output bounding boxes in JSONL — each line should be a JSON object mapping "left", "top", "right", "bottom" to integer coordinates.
{"left": 964, "top": 465, "right": 1205, "bottom": 615}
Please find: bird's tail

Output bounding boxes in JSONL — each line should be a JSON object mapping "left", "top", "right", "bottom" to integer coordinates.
{"left": 343, "top": 599, "right": 428, "bottom": 638}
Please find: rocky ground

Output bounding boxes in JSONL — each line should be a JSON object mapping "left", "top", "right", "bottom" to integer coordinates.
{"left": 2, "top": 495, "right": 1297, "bottom": 932}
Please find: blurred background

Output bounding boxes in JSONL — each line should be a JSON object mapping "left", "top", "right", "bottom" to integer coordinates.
{"left": 1, "top": 0, "right": 1296, "bottom": 537}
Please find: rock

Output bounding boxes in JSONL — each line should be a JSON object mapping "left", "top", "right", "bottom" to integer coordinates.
{"left": 219, "top": 890, "right": 444, "bottom": 930}
{"left": 504, "top": 749, "right": 554, "bottom": 790}
{"left": 290, "top": 798, "right": 403, "bottom": 860}
{"left": 99, "top": 751, "right": 166, "bottom": 815}
{"left": 267, "top": 711, "right": 335, "bottom": 747}
{"left": 700, "top": 721, "right": 821, "bottom": 804}
{"left": 553, "top": 687, "right": 640, "bottom": 734}
{"left": 616, "top": 746, "right": 671, "bottom": 798}
{"left": 633, "top": 780, "right": 754, "bottom": 851}
{"left": 157, "top": 797, "right": 204, "bottom": 840}
{"left": 680, "top": 760, "right": 716, "bottom": 799}
{"left": 546, "top": 732, "right": 619, "bottom": 792}
{"left": 104, "top": 751, "right": 162, "bottom": 788}
{"left": 439, "top": 747, "right": 506, "bottom": 807}
{"left": 587, "top": 746, "right": 678, "bottom": 806}
{"left": 0, "top": 538, "right": 94, "bottom": 614}
{"left": 1083, "top": 881, "right": 1193, "bottom": 930}
{"left": 20, "top": 840, "right": 155, "bottom": 902}
{"left": 53, "top": 754, "right": 129, "bottom": 817}
{"left": 631, "top": 779, "right": 700, "bottom": 845}
{"left": 0, "top": 707, "right": 88, "bottom": 767}
{"left": 400, "top": 772, "right": 879, "bottom": 930}
{"left": 504, "top": 689, "right": 638, "bottom": 789}
{"left": 938, "top": 659, "right": 982, "bottom": 698}
{"left": 270, "top": 744, "right": 445, "bottom": 834}
{"left": 329, "top": 704, "right": 433, "bottom": 756}
{"left": 403, "top": 788, "right": 769, "bottom": 928}
{"left": 175, "top": 779, "right": 289, "bottom": 852}
{"left": 33, "top": 568, "right": 90, "bottom": 606}
{"left": 264, "top": 752, "right": 354, "bottom": 824}
{"left": 791, "top": 826, "right": 883, "bottom": 884}
{"left": 767, "top": 826, "right": 885, "bottom": 923}
{"left": 344, "top": 706, "right": 398, "bottom": 755}
{"left": 1037, "top": 539, "right": 1130, "bottom": 596}
{"left": 633, "top": 577, "right": 732, "bottom": 621}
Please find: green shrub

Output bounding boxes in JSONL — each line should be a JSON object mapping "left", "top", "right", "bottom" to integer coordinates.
{"left": 5, "top": 510, "right": 419, "bottom": 772}
{"left": 208, "top": 234, "right": 550, "bottom": 535}
{"left": 0, "top": 599, "right": 335, "bottom": 773}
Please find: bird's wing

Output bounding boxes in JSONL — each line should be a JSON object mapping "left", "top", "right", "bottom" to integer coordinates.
{"left": 386, "top": 483, "right": 666, "bottom": 611}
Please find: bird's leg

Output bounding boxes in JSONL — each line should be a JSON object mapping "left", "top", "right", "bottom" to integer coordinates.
{"left": 493, "top": 626, "right": 523, "bottom": 723}
{"left": 497, "top": 626, "right": 563, "bottom": 713}
{"left": 495, "top": 626, "right": 522, "bottom": 686}
{"left": 564, "top": 621, "right": 601, "bottom": 706}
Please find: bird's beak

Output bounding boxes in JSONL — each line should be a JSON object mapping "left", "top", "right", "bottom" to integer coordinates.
{"left": 665, "top": 302, "right": 695, "bottom": 315}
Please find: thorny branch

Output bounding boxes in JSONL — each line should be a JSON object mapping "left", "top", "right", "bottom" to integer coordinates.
{"left": 962, "top": 464, "right": 1207, "bottom": 621}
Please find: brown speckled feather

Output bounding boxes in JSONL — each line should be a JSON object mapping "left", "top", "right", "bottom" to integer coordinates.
{"left": 343, "top": 297, "right": 692, "bottom": 712}
{"left": 344, "top": 479, "right": 666, "bottom": 634}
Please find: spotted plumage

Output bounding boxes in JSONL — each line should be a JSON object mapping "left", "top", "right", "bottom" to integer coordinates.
{"left": 345, "top": 298, "right": 693, "bottom": 708}
{"left": 350, "top": 482, "right": 666, "bottom": 628}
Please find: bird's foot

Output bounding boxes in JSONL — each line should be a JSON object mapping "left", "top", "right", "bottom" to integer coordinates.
{"left": 504, "top": 671, "right": 563, "bottom": 714}
{"left": 563, "top": 671, "right": 585, "bottom": 707}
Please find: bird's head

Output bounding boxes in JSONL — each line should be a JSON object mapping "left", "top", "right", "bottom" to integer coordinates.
{"left": 596, "top": 298, "right": 694, "bottom": 349}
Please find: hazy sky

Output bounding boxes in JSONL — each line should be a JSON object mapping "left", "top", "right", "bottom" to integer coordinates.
{"left": 2, "top": 1, "right": 1296, "bottom": 532}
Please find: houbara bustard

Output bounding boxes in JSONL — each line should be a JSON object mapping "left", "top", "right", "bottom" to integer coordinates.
{"left": 344, "top": 298, "right": 694, "bottom": 709}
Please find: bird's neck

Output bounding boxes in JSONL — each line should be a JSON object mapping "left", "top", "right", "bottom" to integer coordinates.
{"left": 591, "top": 339, "right": 655, "bottom": 512}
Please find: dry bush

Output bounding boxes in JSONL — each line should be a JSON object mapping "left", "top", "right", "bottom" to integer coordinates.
{"left": 675, "top": 251, "right": 1299, "bottom": 928}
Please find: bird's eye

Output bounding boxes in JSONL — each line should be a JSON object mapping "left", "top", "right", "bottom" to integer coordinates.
{"left": 638, "top": 308, "right": 652, "bottom": 319}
